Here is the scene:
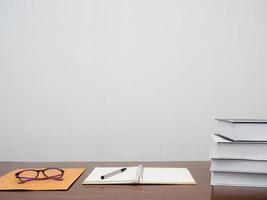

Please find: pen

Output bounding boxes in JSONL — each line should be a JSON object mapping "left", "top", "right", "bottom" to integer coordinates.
{"left": 101, "top": 168, "right": 127, "bottom": 179}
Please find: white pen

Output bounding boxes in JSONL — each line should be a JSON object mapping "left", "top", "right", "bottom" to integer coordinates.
{"left": 101, "top": 168, "right": 127, "bottom": 179}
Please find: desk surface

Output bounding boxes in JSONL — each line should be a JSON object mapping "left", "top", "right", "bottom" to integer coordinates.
{"left": 0, "top": 161, "right": 267, "bottom": 200}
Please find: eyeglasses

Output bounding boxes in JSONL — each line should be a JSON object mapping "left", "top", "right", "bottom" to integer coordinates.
{"left": 15, "top": 168, "right": 64, "bottom": 184}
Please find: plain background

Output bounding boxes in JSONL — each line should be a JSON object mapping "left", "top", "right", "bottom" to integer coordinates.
{"left": 1, "top": 0, "right": 267, "bottom": 161}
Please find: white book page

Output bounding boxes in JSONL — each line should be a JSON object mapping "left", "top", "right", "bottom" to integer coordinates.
{"left": 140, "top": 168, "right": 196, "bottom": 184}
{"left": 83, "top": 166, "right": 138, "bottom": 184}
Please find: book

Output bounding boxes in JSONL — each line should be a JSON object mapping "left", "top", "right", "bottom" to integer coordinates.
{"left": 210, "top": 134, "right": 267, "bottom": 160}
{"left": 210, "top": 158, "right": 267, "bottom": 173}
{"left": 211, "top": 171, "right": 267, "bottom": 187}
{"left": 82, "top": 165, "right": 196, "bottom": 185}
{"left": 215, "top": 119, "right": 267, "bottom": 142}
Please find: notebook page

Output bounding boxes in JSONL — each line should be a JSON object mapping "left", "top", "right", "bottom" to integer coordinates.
{"left": 140, "top": 168, "right": 196, "bottom": 184}
{"left": 83, "top": 166, "right": 138, "bottom": 184}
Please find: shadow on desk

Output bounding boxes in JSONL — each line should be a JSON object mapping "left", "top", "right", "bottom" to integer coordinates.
{"left": 211, "top": 186, "right": 267, "bottom": 200}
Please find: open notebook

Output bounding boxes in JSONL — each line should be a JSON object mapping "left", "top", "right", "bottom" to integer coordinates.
{"left": 83, "top": 165, "right": 196, "bottom": 185}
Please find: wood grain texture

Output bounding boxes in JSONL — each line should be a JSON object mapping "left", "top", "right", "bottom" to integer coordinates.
{"left": 0, "top": 161, "right": 267, "bottom": 200}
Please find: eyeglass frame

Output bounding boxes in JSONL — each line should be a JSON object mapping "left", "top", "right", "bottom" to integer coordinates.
{"left": 15, "top": 167, "right": 65, "bottom": 184}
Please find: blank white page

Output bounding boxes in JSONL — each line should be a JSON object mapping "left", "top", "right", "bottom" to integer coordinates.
{"left": 140, "top": 168, "right": 196, "bottom": 184}
{"left": 83, "top": 166, "right": 138, "bottom": 184}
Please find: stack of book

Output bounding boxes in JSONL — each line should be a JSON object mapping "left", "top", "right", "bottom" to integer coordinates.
{"left": 210, "top": 119, "right": 267, "bottom": 187}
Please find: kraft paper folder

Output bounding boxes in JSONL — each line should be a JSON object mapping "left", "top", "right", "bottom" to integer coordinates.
{"left": 0, "top": 168, "right": 85, "bottom": 190}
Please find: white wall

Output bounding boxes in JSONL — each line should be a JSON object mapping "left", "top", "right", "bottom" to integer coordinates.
{"left": 1, "top": 0, "right": 267, "bottom": 161}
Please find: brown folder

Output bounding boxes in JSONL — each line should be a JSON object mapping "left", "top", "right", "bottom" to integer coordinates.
{"left": 0, "top": 168, "right": 85, "bottom": 190}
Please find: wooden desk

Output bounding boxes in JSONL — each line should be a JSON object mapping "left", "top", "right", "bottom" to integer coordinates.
{"left": 0, "top": 161, "right": 267, "bottom": 200}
